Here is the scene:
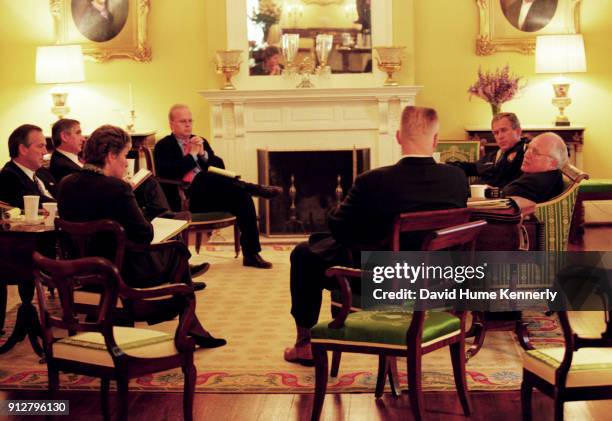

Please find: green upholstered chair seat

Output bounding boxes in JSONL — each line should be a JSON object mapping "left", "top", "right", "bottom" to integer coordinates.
{"left": 435, "top": 141, "right": 480, "bottom": 163}
{"left": 190, "top": 211, "right": 236, "bottom": 224}
{"left": 578, "top": 179, "right": 612, "bottom": 194}
{"left": 311, "top": 311, "right": 461, "bottom": 350}
{"left": 523, "top": 347, "right": 612, "bottom": 388}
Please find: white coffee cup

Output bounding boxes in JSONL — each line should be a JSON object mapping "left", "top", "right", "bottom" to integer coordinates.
{"left": 42, "top": 202, "right": 58, "bottom": 226}
{"left": 23, "top": 195, "right": 40, "bottom": 222}
{"left": 470, "top": 184, "right": 487, "bottom": 199}
{"left": 127, "top": 159, "right": 135, "bottom": 178}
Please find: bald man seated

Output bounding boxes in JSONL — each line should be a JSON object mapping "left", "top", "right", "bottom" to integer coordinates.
{"left": 502, "top": 132, "right": 567, "bottom": 203}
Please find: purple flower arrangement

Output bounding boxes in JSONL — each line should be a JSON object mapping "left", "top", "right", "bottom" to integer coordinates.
{"left": 468, "top": 65, "right": 524, "bottom": 114}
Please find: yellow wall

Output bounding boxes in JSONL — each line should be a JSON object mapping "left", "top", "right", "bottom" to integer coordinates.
{"left": 0, "top": 0, "right": 226, "bottom": 164}
{"left": 406, "top": 0, "right": 612, "bottom": 178}
{"left": 0, "top": 0, "right": 610, "bottom": 178}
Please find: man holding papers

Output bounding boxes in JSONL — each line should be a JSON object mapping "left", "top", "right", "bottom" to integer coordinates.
{"left": 58, "top": 125, "right": 224, "bottom": 348}
{"left": 155, "top": 104, "right": 282, "bottom": 269}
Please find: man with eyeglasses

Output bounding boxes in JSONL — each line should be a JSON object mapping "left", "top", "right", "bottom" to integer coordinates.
{"left": 451, "top": 112, "right": 527, "bottom": 189}
{"left": 501, "top": 132, "right": 566, "bottom": 203}
{"left": 154, "top": 104, "right": 282, "bottom": 269}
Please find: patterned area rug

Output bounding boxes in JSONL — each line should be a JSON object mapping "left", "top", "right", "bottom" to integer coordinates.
{"left": 0, "top": 247, "right": 562, "bottom": 393}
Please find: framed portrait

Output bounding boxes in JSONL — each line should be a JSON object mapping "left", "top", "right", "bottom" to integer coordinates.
{"left": 49, "top": 0, "right": 151, "bottom": 62}
{"left": 475, "top": 0, "right": 582, "bottom": 55}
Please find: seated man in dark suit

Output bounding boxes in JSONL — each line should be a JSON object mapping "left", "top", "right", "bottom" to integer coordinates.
{"left": 57, "top": 124, "right": 224, "bottom": 348}
{"left": 502, "top": 132, "right": 566, "bottom": 203}
{"left": 451, "top": 112, "right": 527, "bottom": 189}
{"left": 154, "top": 104, "right": 282, "bottom": 269}
{"left": 284, "top": 106, "right": 470, "bottom": 363}
{"left": 0, "top": 124, "right": 57, "bottom": 208}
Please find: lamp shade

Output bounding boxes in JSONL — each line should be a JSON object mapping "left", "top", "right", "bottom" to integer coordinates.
{"left": 535, "top": 34, "right": 586, "bottom": 74}
{"left": 35, "top": 45, "right": 85, "bottom": 84}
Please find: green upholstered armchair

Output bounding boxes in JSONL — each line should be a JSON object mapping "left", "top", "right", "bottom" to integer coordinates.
{"left": 534, "top": 164, "right": 589, "bottom": 252}
{"left": 311, "top": 220, "right": 487, "bottom": 421}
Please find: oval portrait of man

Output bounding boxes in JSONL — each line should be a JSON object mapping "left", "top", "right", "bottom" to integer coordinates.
{"left": 500, "top": 0, "right": 558, "bottom": 33}
{"left": 71, "top": 0, "right": 129, "bottom": 43}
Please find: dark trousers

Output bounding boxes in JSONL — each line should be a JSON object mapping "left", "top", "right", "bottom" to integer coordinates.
{"left": 188, "top": 172, "right": 261, "bottom": 256}
{"left": 134, "top": 177, "right": 171, "bottom": 220}
{"left": 290, "top": 241, "right": 355, "bottom": 329}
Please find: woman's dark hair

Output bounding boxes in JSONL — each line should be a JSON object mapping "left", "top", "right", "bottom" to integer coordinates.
{"left": 83, "top": 124, "right": 131, "bottom": 167}
{"left": 263, "top": 45, "right": 281, "bottom": 62}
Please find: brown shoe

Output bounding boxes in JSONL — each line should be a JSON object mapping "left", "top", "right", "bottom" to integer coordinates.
{"left": 247, "top": 183, "right": 283, "bottom": 199}
{"left": 284, "top": 345, "right": 314, "bottom": 366}
{"left": 243, "top": 253, "right": 273, "bottom": 269}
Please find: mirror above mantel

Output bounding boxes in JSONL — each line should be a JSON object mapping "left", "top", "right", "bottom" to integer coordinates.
{"left": 226, "top": 0, "right": 400, "bottom": 89}
{"left": 248, "top": 0, "right": 372, "bottom": 76}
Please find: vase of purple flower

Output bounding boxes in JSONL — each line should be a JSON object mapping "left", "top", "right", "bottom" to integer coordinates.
{"left": 468, "top": 65, "right": 524, "bottom": 117}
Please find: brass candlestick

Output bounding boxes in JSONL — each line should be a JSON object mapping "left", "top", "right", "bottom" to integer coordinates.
{"left": 126, "top": 109, "right": 136, "bottom": 133}
{"left": 374, "top": 46, "right": 405, "bottom": 86}
{"left": 216, "top": 50, "right": 243, "bottom": 90}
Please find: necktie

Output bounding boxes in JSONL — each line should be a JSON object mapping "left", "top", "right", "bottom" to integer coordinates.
{"left": 33, "top": 174, "right": 52, "bottom": 198}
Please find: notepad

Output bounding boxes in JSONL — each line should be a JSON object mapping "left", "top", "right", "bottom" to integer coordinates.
{"left": 128, "top": 168, "right": 152, "bottom": 190}
{"left": 467, "top": 199, "right": 512, "bottom": 209}
{"left": 208, "top": 166, "right": 240, "bottom": 179}
{"left": 151, "top": 217, "right": 189, "bottom": 243}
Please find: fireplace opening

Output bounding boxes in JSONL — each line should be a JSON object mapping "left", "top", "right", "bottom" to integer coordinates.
{"left": 257, "top": 149, "right": 370, "bottom": 236}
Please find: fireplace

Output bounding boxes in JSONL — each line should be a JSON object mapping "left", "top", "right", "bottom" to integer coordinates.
{"left": 257, "top": 149, "right": 370, "bottom": 236}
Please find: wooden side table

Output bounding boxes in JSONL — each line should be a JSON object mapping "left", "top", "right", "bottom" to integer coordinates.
{"left": 465, "top": 125, "right": 585, "bottom": 168}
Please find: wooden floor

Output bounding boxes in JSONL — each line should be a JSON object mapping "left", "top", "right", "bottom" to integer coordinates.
{"left": 2, "top": 227, "right": 612, "bottom": 421}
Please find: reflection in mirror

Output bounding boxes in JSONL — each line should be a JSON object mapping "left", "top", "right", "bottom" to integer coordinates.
{"left": 248, "top": 0, "right": 372, "bottom": 76}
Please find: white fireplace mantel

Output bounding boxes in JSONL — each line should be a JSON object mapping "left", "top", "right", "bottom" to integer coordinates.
{"left": 198, "top": 86, "right": 421, "bottom": 183}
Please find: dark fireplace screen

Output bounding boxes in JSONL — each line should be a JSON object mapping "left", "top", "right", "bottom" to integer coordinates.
{"left": 257, "top": 149, "right": 370, "bottom": 236}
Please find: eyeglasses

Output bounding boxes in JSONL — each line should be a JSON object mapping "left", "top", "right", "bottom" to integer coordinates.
{"left": 175, "top": 119, "right": 193, "bottom": 125}
{"left": 524, "top": 144, "right": 556, "bottom": 160}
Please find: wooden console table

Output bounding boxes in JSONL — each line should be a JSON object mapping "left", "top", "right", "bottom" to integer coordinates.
{"left": 465, "top": 125, "right": 585, "bottom": 168}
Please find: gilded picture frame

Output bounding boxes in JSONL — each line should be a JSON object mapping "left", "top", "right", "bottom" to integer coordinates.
{"left": 49, "top": 0, "right": 151, "bottom": 62}
{"left": 475, "top": 0, "right": 582, "bottom": 55}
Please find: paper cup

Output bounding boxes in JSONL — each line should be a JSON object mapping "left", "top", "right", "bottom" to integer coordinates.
{"left": 23, "top": 195, "right": 40, "bottom": 222}
{"left": 470, "top": 184, "right": 487, "bottom": 199}
{"left": 42, "top": 202, "right": 58, "bottom": 226}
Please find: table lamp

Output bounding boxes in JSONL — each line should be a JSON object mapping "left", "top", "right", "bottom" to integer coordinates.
{"left": 35, "top": 45, "right": 85, "bottom": 120}
{"left": 535, "top": 34, "right": 586, "bottom": 126}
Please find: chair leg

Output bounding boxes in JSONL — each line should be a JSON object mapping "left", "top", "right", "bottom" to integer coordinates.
{"left": 195, "top": 232, "right": 203, "bottom": 254}
{"left": 330, "top": 350, "right": 341, "bottom": 377}
{"left": 0, "top": 283, "right": 7, "bottom": 335}
{"left": 311, "top": 345, "right": 328, "bottom": 421}
{"left": 407, "top": 347, "right": 424, "bottom": 421}
{"left": 182, "top": 359, "right": 196, "bottom": 421}
{"left": 48, "top": 365, "right": 59, "bottom": 398}
{"left": 101, "top": 378, "right": 110, "bottom": 421}
{"left": 450, "top": 340, "right": 471, "bottom": 416}
{"left": 553, "top": 391, "right": 564, "bottom": 421}
{"left": 117, "top": 376, "right": 129, "bottom": 421}
{"left": 520, "top": 378, "right": 533, "bottom": 421}
{"left": 388, "top": 357, "right": 400, "bottom": 398}
{"left": 375, "top": 355, "right": 387, "bottom": 398}
{"left": 233, "top": 222, "right": 240, "bottom": 258}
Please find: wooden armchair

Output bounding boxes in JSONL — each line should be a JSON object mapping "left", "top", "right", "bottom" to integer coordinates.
{"left": 522, "top": 307, "right": 612, "bottom": 421}
{"left": 311, "top": 220, "right": 487, "bottom": 421}
{"left": 54, "top": 218, "right": 191, "bottom": 323}
{"left": 144, "top": 146, "right": 240, "bottom": 256}
{"left": 33, "top": 252, "right": 197, "bottom": 421}
{"left": 329, "top": 207, "right": 474, "bottom": 377}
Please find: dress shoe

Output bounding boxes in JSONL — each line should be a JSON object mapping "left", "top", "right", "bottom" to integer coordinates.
{"left": 247, "top": 183, "right": 283, "bottom": 199}
{"left": 193, "top": 335, "right": 227, "bottom": 349}
{"left": 190, "top": 262, "right": 210, "bottom": 277}
{"left": 243, "top": 253, "right": 273, "bottom": 269}
{"left": 284, "top": 345, "right": 314, "bottom": 366}
{"left": 192, "top": 281, "right": 206, "bottom": 292}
